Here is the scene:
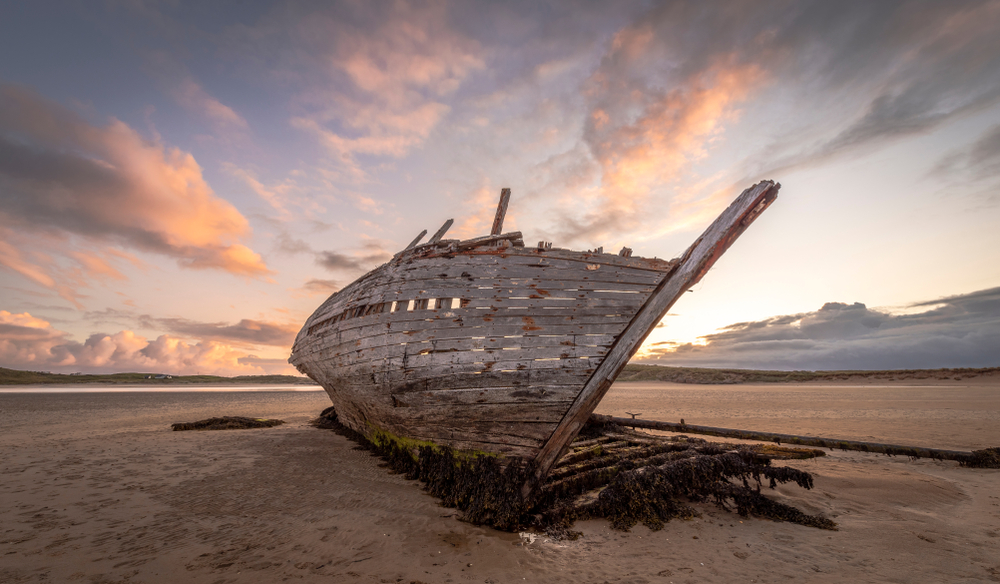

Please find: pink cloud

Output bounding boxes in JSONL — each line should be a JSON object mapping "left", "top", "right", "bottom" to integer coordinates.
{"left": 553, "top": 51, "right": 765, "bottom": 243}
{"left": 144, "top": 51, "right": 248, "bottom": 133}
{"left": 0, "top": 311, "right": 295, "bottom": 376}
{"left": 0, "top": 84, "right": 270, "bottom": 295}
{"left": 273, "top": 1, "right": 483, "bottom": 174}
{"left": 173, "top": 76, "right": 248, "bottom": 131}
{"left": 449, "top": 182, "right": 507, "bottom": 239}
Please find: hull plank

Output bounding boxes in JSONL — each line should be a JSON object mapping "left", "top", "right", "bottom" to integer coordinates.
{"left": 391, "top": 386, "right": 580, "bottom": 406}
{"left": 391, "top": 402, "right": 572, "bottom": 425}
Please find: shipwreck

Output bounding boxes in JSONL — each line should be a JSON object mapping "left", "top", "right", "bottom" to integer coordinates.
{"left": 290, "top": 180, "right": 780, "bottom": 491}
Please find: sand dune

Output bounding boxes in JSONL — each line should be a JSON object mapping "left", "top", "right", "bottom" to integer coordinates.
{"left": 1, "top": 383, "right": 998, "bottom": 583}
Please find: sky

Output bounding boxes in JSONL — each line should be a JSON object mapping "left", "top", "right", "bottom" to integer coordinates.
{"left": 1, "top": 0, "right": 999, "bottom": 376}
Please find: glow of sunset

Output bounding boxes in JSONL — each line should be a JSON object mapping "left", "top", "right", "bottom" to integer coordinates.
{"left": 2, "top": 1, "right": 999, "bottom": 376}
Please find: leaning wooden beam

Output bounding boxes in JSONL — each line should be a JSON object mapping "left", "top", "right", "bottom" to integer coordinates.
{"left": 405, "top": 229, "right": 428, "bottom": 250}
{"left": 428, "top": 219, "right": 454, "bottom": 243}
{"left": 591, "top": 414, "right": 975, "bottom": 463}
{"left": 524, "top": 181, "right": 780, "bottom": 497}
{"left": 491, "top": 188, "right": 511, "bottom": 235}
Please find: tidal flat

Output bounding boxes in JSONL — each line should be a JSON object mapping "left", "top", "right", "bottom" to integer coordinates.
{"left": 1, "top": 382, "right": 998, "bottom": 583}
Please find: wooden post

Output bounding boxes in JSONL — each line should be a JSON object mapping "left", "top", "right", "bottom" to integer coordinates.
{"left": 491, "top": 188, "right": 511, "bottom": 236}
{"left": 428, "top": 219, "right": 454, "bottom": 243}
{"left": 523, "top": 180, "right": 780, "bottom": 498}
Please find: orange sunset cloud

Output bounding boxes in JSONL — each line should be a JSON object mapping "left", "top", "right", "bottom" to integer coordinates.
{"left": 0, "top": 311, "right": 292, "bottom": 376}
{"left": 0, "top": 84, "right": 270, "bottom": 294}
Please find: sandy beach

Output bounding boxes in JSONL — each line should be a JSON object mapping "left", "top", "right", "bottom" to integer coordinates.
{"left": 2, "top": 381, "right": 999, "bottom": 583}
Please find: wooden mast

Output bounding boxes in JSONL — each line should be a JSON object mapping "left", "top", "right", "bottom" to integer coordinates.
{"left": 523, "top": 180, "right": 780, "bottom": 496}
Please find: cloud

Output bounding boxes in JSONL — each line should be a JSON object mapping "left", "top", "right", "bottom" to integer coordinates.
{"left": 145, "top": 51, "right": 249, "bottom": 133}
{"left": 639, "top": 287, "right": 1000, "bottom": 371}
{"left": 0, "top": 310, "right": 294, "bottom": 376}
{"left": 300, "top": 279, "right": 339, "bottom": 296}
{"left": 140, "top": 317, "right": 298, "bottom": 347}
{"left": 225, "top": 163, "right": 291, "bottom": 217}
{"left": 449, "top": 181, "right": 506, "bottom": 239}
{"left": 0, "top": 84, "right": 270, "bottom": 295}
{"left": 933, "top": 123, "right": 1000, "bottom": 180}
{"left": 558, "top": 54, "right": 764, "bottom": 241}
{"left": 315, "top": 241, "right": 392, "bottom": 273}
{"left": 697, "top": 0, "right": 1000, "bottom": 180}
{"left": 512, "top": 1, "right": 1000, "bottom": 244}
{"left": 81, "top": 308, "right": 299, "bottom": 348}
{"left": 227, "top": 1, "right": 483, "bottom": 177}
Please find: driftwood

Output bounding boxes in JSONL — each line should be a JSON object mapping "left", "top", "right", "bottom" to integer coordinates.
{"left": 591, "top": 414, "right": 1000, "bottom": 468}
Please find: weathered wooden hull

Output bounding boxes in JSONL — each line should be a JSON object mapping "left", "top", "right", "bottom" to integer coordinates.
{"left": 290, "top": 180, "right": 780, "bottom": 476}
{"left": 290, "top": 247, "right": 675, "bottom": 458}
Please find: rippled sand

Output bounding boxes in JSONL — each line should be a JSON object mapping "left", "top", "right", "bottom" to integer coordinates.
{"left": 1, "top": 382, "right": 998, "bottom": 583}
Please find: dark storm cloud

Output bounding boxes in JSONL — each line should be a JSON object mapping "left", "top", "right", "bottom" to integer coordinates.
{"left": 641, "top": 287, "right": 1000, "bottom": 370}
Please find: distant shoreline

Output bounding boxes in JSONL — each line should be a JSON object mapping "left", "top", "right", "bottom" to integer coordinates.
{"left": 618, "top": 364, "right": 1000, "bottom": 384}
{"left": 0, "top": 367, "right": 318, "bottom": 386}
{"left": 4, "top": 363, "right": 998, "bottom": 386}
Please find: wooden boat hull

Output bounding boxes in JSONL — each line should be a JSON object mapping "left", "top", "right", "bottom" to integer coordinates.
{"left": 290, "top": 180, "right": 780, "bottom": 477}
{"left": 290, "top": 248, "right": 675, "bottom": 458}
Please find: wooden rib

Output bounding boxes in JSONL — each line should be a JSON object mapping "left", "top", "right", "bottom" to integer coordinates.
{"left": 524, "top": 180, "right": 780, "bottom": 496}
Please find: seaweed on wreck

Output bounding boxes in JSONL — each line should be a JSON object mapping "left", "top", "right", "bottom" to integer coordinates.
{"left": 313, "top": 410, "right": 836, "bottom": 533}
{"left": 576, "top": 450, "right": 836, "bottom": 531}
{"left": 312, "top": 408, "right": 533, "bottom": 530}
{"left": 963, "top": 447, "right": 1000, "bottom": 469}
{"left": 171, "top": 416, "right": 285, "bottom": 431}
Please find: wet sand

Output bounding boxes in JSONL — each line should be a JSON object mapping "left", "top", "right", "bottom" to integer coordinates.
{"left": 1, "top": 382, "right": 999, "bottom": 583}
